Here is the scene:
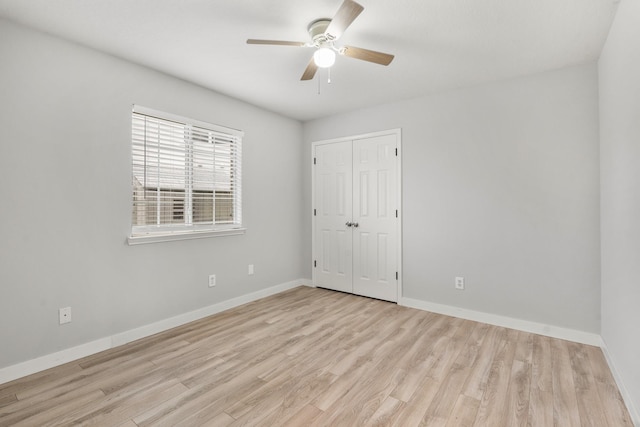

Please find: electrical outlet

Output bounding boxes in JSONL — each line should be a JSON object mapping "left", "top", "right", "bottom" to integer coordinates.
{"left": 248, "top": 264, "right": 254, "bottom": 275}
{"left": 59, "top": 307, "right": 71, "bottom": 324}
{"left": 455, "top": 277, "right": 465, "bottom": 290}
{"left": 209, "top": 274, "right": 216, "bottom": 287}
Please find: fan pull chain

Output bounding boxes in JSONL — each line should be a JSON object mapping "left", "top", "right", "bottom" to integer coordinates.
{"left": 317, "top": 68, "right": 333, "bottom": 95}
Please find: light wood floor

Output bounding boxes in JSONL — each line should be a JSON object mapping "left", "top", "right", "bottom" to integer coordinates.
{"left": 0, "top": 286, "right": 633, "bottom": 426}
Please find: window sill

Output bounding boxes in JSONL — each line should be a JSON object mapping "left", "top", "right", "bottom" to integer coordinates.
{"left": 127, "top": 227, "right": 246, "bottom": 245}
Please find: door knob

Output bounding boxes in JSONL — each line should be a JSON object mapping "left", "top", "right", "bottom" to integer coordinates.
{"left": 353, "top": 222, "right": 359, "bottom": 228}
{"left": 345, "top": 222, "right": 353, "bottom": 227}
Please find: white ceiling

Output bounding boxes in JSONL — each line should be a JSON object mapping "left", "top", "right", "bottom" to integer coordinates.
{"left": 0, "top": 0, "right": 619, "bottom": 121}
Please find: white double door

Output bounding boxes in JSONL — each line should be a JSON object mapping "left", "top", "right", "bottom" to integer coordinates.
{"left": 313, "top": 132, "right": 400, "bottom": 302}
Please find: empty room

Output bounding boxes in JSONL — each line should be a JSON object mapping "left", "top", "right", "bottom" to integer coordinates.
{"left": 0, "top": 0, "right": 638, "bottom": 425}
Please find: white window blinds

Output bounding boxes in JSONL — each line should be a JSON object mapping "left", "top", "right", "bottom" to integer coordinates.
{"left": 131, "top": 106, "right": 242, "bottom": 237}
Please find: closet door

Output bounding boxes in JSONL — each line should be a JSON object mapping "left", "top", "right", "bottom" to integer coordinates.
{"left": 313, "top": 140, "right": 353, "bottom": 293}
{"left": 352, "top": 134, "right": 398, "bottom": 302}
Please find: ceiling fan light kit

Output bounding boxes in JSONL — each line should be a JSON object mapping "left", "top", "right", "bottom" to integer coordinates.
{"left": 247, "top": 0, "right": 394, "bottom": 81}
{"left": 313, "top": 48, "right": 336, "bottom": 68}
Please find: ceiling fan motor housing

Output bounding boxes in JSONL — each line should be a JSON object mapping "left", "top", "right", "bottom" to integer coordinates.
{"left": 307, "top": 19, "right": 332, "bottom": 46}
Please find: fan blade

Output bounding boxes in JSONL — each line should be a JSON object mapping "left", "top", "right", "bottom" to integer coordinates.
{"left": 301, "top": 57, "right": 318, "bottom": 81}
{"left": 247, "top": 39, "right": 307, "bottom": 47}
{"left": 340, "top": 45, "right": 394, "bottom": 65}
{"left": 324, "top": 0, "right": 364, "bottom": 41}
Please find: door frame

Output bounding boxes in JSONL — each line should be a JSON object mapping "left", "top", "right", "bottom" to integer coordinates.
{"left": 311, "top": 128, "right": 403, "bottom": 302}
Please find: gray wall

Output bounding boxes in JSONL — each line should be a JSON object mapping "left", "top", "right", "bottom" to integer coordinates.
{"left": 303, "top": 63, "right": 601, "bottom": 333}
{"left": 0, "top": 18, "right": 304, "bottom": 369}
{"left": 599, "top": 0, "right": 640, "bottom": 420}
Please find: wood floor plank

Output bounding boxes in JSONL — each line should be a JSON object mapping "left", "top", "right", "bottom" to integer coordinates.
{"left": 201, "top": 412, "right": 236, "bottom": 427}
{"left": 311, "top": 359, "right": 376, "bottom": 412}
{"left": 472, "top": 328, "right": 518, "bottom": 427}
{"left": 396, "top": 318, "right": 457, "bottom": 397}
{"left": 514, "top": 330, "right": 534, "bottom": 364}
{"left": 1, "top": 378, "right": 115, "bottom": 422}
{"left": 390, "top": 368, "right": 443, "bottom": 426}
{"left": 0, "top": 356, "right": 153, "bottom": 421}
{"left": 0, "top": 361, "right": 83, "bottom": 404}
{"left": 312, "top": 354, "right": 404, "bottom": 426}
{"left": 551, "top": 338, "right": 583, "bottom": 426}
{"left": 0, "top": 392, "right": 17, "bottom": 408}
{"left": 392, "top": 319, "right": 475, "bottom": 426}
{"left": 364, "top": 396, "right": 406, "bottom": 426}
{"left": 245, "top": 371, "right": 336, "bottom": 427}
{"left": 281, "top": 404, "right": 324, "bottom": 427}
{"left": 138, "top": 375, "right": 267, "bottom": 427}
{"left": 71, "top": 381, "right": 188, "bottom": 426}
{"left": 0, "top": 286, "right": 634, "bottom": 426}
{"left": 7, "top": 389, "right": 106, "bottom": 426}
{"left": 504, "top": 359, "right": 531, "bottom": 426}
{"left": 460, "top": 324, "right": 505, "bottom": 401}
{"left": 391, "top": 314, "right": 446, "bottom": 382}
{"left": 421, "top": 322, "right": 486, "bottom": 421}
{"left": 527, "top": 334, "right": 554, "bottom": 427}
{"left": 225, "top": 363, "right": 329, "bottom": 421}
{"left": 567, "top": 341, "right": 610, "bottom": 427}
{"left": 585, "top": 345, "right": 635, "bottom": 426}
{"left": 444, "top": 395, "right": 480, "bottom": 427}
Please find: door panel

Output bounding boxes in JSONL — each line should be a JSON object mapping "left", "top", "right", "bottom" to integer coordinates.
{"left": 314, "top": 141, "right": 353, "bottom": 293}
{"left": 352, "top": 134, "right": 397, "bottom": 301}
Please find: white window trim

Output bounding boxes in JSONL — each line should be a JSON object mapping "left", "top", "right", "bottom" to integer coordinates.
{"left": 127, "top": 226, "right": 246, "bottom": 245}
{"left": 129, "top": 105, "right": 244, "bottom": 244}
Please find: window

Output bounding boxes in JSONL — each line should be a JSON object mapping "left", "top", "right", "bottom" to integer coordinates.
{"left": 128, "top": 105, "right": 244, "bottom": 244}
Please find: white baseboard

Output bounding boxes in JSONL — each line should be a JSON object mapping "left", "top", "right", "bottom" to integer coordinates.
{"left": 0, "top": 338, "right": 113, "bottom": 386}
{"left": 111, "top": 279, "right": 305, "bottom": 347}
{"left": 0, "top": 279, "right": 309, "bottom": 385}
{"left": 399, "top": 297, "right": 601, "bottom": 346}
{"left": 599, "top": 338, "right": 640, "bottom": 427}
{"left": 299, "top": 278, "right": 314, "bottom": 287}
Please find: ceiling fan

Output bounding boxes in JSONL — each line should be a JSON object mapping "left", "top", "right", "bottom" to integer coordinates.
{"left": 247, "top": 0, "right": 394, "bottom": 81}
